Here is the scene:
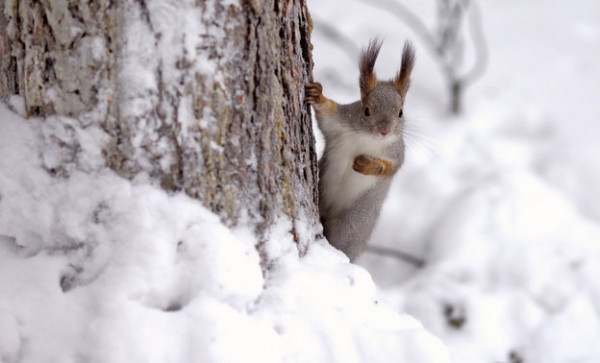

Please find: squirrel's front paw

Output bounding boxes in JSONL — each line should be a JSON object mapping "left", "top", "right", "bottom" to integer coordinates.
{"left": 305, "top": 82, "right": 323, "bottom": 104}
{"left": 353, "top": 155, "right": 395, "bottom": 177}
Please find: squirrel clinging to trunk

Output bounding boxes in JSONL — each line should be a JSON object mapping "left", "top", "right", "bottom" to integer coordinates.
{"left": 306, "top": 38, "right": 415, "bottom": 262}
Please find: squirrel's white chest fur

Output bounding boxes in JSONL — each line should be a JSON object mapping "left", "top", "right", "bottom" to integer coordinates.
{"left": 320, "top": 130, "right": 395, "bottom": 213}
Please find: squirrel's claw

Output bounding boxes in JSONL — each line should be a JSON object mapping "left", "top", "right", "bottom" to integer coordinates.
{"left": 305, "top": 82, "right": 323, "bottom": 104}
{"left": 305, "top": 82, "right": 337, "bottom": 118}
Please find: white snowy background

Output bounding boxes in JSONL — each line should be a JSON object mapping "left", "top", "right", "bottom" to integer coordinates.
{"left": 310, "top": 0, "right": 600, "bottom": 362}
{"left": 1, "top": 0, "right": 600, "bottom": 362}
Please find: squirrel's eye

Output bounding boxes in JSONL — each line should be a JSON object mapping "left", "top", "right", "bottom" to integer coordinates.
{"left": 398, "top": 109, "right": 403, "bottom": 118}
{"left": 364, "top": 107, "right": 371, "bottom": 117}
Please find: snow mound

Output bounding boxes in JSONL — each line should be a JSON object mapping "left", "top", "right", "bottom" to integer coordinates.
{"left": 0, "top": 102, "right": 449, "bottom": 362}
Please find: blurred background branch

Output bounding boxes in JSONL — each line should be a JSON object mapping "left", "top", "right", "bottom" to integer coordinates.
{"left": 366, "top": 245, "right": 425, "bottom": 267}
{"left": 311, "top": 15, "right": 360, "bottom": 62}
{"left": 314, "top": 0, "right": 489, "bottom": 114}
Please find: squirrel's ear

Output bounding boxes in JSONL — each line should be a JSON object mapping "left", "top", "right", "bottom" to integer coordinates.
{"left": 359, "top": 38, "right": 383, "bottom": 101}
{"left": 395, "top": 41, "right": 415, "bottom": 96}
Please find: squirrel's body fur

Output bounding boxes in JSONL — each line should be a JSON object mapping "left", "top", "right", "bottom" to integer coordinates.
{"left": 306, "top": 39, "right": 415, "bottom": 262}
{"left": 318, "top": 100, "right": 404, "bottom": 214}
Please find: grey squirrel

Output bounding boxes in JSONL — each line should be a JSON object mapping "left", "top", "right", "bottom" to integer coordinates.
{"left": 306, "top": 38, "right": 415, "bottom": 262}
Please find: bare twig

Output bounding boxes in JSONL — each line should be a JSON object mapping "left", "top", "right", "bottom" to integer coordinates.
{"left": 352, "top": 0, "right": 488, "bottom": 114}
{"left": 365, "top": 244, "right": 425, "bottom": 267}
{"left": 355, "top": 0, "right": 438, "bottom": 57}
{"left": 462, "top": 0, "right": 488, "bottom": 85}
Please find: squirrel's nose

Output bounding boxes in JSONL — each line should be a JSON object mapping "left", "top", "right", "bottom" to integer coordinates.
{"left": 378, "top": 126, "right": 390, "bottom": 136}
{"left": 377, "top": 122, "right": 391, "bottom": 136}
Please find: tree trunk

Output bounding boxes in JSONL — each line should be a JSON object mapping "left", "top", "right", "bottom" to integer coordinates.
{"left": 0, "top": 0, "right": 319, "bottom": 259}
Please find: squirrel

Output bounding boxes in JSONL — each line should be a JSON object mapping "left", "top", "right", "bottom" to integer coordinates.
{"left": 305, "top": 38, "right": 415, "bottom": 262}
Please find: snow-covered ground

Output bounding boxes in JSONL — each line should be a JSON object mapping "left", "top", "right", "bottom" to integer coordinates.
{"left": 1, "top": 2, "right": 450, "bottom": 362}
{"left": 311, "top": 0, "right": 600, "bottom": 362}
{"left": 2, "top": 0, "right": 600, "bottom": 362}
{"left": 0, "top": 99, "right": 448, "bottom": 363}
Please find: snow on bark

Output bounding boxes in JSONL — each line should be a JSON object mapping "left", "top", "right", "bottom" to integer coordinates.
{"left": 0, "top": 0, "right": 319, "bottom": 251}
{"left": 0, "top": 0, "right": 116, "bottom": 118}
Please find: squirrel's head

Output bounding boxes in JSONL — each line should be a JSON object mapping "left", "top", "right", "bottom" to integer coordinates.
{"left": 358, "top": 38, "right": 415, "bottom": 137}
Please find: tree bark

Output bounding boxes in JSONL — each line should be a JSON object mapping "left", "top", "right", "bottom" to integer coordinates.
{"left": 0, "top": 0, "right": 319, "bottom": 257}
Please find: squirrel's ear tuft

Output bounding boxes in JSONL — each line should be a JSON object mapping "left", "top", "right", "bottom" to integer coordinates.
{"left": 359, "top": 38, "right": 383, "bottom": 101}
{"left": 395, "top": 41, "right": 415, "bottom": 96}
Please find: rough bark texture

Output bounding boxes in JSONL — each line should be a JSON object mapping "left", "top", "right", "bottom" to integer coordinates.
{"left": 0, "top": 0, "right": 319, "bottom": 252}
{"left": 0, "top": 0, "right": 117, "bottom": 117}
